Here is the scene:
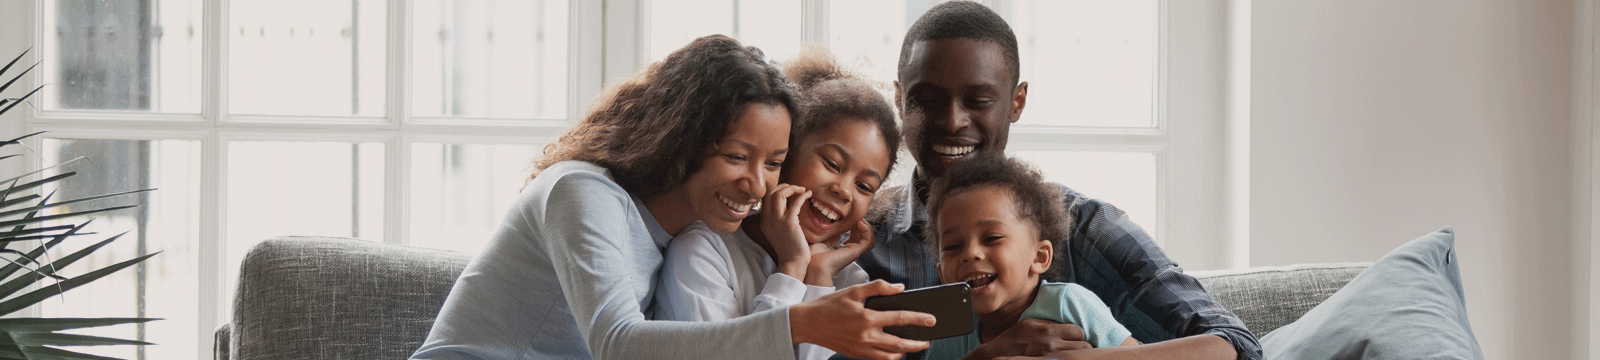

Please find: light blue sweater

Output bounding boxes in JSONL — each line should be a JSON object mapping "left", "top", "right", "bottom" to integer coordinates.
{"left": 926, "top": 281, "right": 1133, "bottom": 360}
{"left": 412, "top": 161, "right": 794, "bottom": 360}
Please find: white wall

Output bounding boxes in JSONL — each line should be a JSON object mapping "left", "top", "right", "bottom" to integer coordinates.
{"left": 1249, "top": 1, "right": 1578, "bottom": 359}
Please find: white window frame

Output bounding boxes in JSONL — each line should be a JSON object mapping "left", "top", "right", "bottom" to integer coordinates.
{"left": 0, "top": 0, "right": 1233, "bottom": 358}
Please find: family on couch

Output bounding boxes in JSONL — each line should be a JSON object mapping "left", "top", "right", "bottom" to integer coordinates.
{"left": 408, "top": 2, "right": 1260, "bottom": 360}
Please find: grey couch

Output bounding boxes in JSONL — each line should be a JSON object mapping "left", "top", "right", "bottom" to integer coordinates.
{"left": 214, "top": 237, "right": 1368, "bottom": 360}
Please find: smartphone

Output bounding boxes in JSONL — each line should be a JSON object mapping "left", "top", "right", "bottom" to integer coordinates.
{"left": 863, "top": 282, "right": 975, "bottom": 341}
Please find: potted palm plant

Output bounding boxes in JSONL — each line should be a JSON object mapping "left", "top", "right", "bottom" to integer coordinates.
{"left": 0, "top": 48, "right": 160, "bottom": 360}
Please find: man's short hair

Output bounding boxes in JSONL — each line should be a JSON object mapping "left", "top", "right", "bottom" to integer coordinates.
{"left": 897, "top": 1, "right": 1021, "bottom": 86}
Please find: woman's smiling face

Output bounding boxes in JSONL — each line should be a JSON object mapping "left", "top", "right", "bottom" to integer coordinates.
{"left": 784, "top": 119, "right": 892, "bottom": 244}
{"left": 683, "top": 102, "right": 792, "bottom": 234}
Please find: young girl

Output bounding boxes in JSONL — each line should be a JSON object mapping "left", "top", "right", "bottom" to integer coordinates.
{"left": 923, "top": 155, "right": 1138, "bottom": 360}
{"left": 413, "top": 36, "right": 931, "bottom": 360}
{"left": 653, "top": 46, "right": 903, "bottom": 360}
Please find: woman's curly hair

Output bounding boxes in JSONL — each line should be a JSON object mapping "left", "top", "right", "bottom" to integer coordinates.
{"left": 531, "top": 35, "right": 799, "bottom": 199}
{"left": 924, "top": 154, "right": 1072, "bottom": 254}
{"left": 781, "top": 45, "right": 901, "bottom": 179}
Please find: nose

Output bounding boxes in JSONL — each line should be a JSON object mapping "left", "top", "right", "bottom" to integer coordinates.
{"left": 739, "top": 163, "right": 768, "bottom": 200}
{"left": 938, "top": 99, "right": 971, "bottom": 133}
{"left": 959, "top": 240, "right": 982, "bottom": 263}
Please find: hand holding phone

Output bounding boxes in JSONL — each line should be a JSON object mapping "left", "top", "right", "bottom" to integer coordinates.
{"left": 863, "top": 282, "right": 976, "bottom": 341}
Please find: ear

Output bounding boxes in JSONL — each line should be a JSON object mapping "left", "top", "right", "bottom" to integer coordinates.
{"left": 893, "top": 81, "right": 905, "bottom": 112}
{"left": 1030, "top": 238, "right": 1052, "bottom": 275}
{"left": 1010, "top": 81, "right": 1028, "bottom": 124}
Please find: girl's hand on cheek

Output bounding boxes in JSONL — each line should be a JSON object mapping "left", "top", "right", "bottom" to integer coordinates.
{"left": 762, "top": 184, "right": 813, "bottom": 279}
{"left": 806, "top": 219, "right": 875, "bottom": 286}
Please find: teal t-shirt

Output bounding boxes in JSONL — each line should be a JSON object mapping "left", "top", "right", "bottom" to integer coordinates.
{"left": 926, "top": 281, "right": 1133, "bottom": 360}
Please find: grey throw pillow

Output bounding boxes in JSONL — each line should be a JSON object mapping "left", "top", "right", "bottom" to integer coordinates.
{"left": 1261, "top": 226, "right": 1483, "bottom": 360}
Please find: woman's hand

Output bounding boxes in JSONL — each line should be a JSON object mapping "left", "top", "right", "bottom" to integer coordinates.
{"left": 789, "top": 280, "right": 934, "bottom": 360}
{"left": 762, "top": 184, "right": 814, "bottom": 279}
{"left": 805, "top": 219, "right": 876, "bottom": 286}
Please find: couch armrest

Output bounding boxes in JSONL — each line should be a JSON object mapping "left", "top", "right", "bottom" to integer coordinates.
{"left": 230, "top": 237, "right": 471, "bottom": 360}
{"left": 215, "top": 323, "right": 231, "bottom": 360}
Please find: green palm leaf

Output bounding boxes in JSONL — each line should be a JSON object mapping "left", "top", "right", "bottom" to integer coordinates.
{"left": 0, "top": 252, "right": 159, "bottom": 316}
{"left": 1, "top": 333, "right": 150, "bottom": 347}
{"left": 0, "top": 319, "right": 153, "bottom": 333}
{"left": 0, "top": 233, "right": 126, "bottom": 304}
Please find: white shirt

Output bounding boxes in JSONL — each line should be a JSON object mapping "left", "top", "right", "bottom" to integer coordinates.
{"left": 654, "top": 222, "right": 870, "bottom": 360}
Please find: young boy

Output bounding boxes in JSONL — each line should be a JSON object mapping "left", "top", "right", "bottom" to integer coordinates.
{"left": 923, "top": 155, "right": 1137, "bottom": 360}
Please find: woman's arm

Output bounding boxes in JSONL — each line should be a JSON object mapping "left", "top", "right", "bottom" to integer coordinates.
{"left": 545, "top": 171, "right": 933, "bottom": 360}
{"left": 542, "top": 172, "right": 794, "bottom": 360}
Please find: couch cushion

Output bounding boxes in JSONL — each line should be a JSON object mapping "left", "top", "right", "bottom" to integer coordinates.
{"left": 1259, "top": 226, "right": 1483, "bottom": 359}
{"left": 1191, "top": 262, "right": 1368, "bottom": 336}
{"left": 230, "top": 237, "right": 470, "bottom": 360}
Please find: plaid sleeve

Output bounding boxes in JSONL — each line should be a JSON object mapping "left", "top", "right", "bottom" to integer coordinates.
{"left": 1048, "top": 185, "right": 1263, "bottom": 360}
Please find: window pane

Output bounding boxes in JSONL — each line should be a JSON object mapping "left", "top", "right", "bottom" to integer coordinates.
{"left": 736, "top": 0, "right": 801, "bottom": 62}
{"left": 409, "top": 143, "right": 542, "bottom": 253}
{"left": 413, "top": 0, "right": 569, "bottom": 119}
{"left": 1011, "top": 151, "right": 1156, "bottom": 233}
{"left": 225, "top": 141, "right": 384, "bottom": 301}
{"left": 1010, "top": 0, "right": 1157, "bottom": 127}
{"left": 649, "top": 0, "right": 733, "bottom": 61}
{"left": 38, "top": 138, "right": 201, "bottom": 360}
{"left": 828, "top": 0, "right": 910, "bottom": 86}
{"left": 43, "top": 0, "right": 203, "bottom": 113}
{"left": 228, "top": 0, "right": 387, "bottom": 117}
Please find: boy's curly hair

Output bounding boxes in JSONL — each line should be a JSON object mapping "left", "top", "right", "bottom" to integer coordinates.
{"left": 782, "top": 45, "right": 901, "bottom": 180}
{"left": 924, "top": 154, "right": 1071, "bottom": 254}
{"left": 531, "top": 35, "right": 798, "bottom": 199}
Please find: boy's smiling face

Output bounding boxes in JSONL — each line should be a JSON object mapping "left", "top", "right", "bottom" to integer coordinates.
{"left": 935, "top": 185, "right": 1052, "bottom": 319}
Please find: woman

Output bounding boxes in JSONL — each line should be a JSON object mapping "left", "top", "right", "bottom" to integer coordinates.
{"left": 411, "top": 35, "right": 932, "bottom": 360}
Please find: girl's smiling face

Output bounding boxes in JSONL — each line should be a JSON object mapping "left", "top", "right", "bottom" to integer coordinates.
{"left": 935, "top": 185, "right": 1052, "bottom": 319}
{"left": 683, "top": 102, "right": 791, "bottom": 234}
{"left": 784, "top": 119, "right": 892, "bottom": 244}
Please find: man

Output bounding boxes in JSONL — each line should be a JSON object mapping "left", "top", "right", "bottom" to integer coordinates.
{"left": 858, "top": 2, "right": 1262, "bottom": 359}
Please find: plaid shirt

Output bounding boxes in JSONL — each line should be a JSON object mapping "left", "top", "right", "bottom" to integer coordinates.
{"left": 858, "top": 182, "right": 1263, "bottom": 360}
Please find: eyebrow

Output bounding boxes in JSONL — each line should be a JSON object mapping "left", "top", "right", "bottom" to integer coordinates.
{"left": 727, "top": 138, "right": 788, "bottom": 156}
{"left": 937, "top": 220, "right": 1005, "bottom": 237}
{"left": 823, "top": 143, "right": 882, "bottom": 181}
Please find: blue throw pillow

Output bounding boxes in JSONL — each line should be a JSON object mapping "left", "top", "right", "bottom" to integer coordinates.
{"left": 1261, "top": 226, "right": 1483, "bottom": 359}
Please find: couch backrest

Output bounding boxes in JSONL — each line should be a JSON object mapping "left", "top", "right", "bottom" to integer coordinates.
{"left": 1191, "top": 263, "right": 1369, "bottom": 336}
{"left": 228, "top": 237, "right": 470, "bottom": 360}
{"left": 220, "top": 237, "right": 1367, "bottom": 359}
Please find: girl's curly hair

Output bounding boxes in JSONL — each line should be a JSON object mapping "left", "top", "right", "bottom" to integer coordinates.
{"left": 781, "top": 45, "right": 901, "bottom": 179}
{"left": 531, "top": 35, "right": 799, "bottom": 199}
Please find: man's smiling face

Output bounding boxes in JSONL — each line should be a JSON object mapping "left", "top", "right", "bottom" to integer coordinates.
{"left": 896, "top": 38, "right": 1026, "bottom": 181}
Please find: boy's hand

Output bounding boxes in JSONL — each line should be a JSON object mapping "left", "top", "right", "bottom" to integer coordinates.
{"left": 959, "top": 318, "right": 1090, "bottom": 360}
{"left": 762, "top": 184, "right": 814, "bottom": 279}
{"left": 805, "top": 219, "right": 875, "bottom": 286}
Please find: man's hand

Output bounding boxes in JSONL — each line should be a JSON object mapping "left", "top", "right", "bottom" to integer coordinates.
{"left": 988, "top": 334, "right": 1237, "bottom": 360}
{"left": 959, "top": 318, "right": 1089, "bottom": 360}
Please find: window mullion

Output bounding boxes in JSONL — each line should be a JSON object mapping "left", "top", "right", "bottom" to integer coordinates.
{"left": 387, "top": 0, "right": 412, "bottom": 245}
{"left": 197, "top": 0, "right": 228, "bottom": 358}
{"left": 802, "top": 0, "right": 827, "bottom": 44}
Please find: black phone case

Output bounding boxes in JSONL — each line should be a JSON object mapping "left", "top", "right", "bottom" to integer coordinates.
{"left": 862, "top": 282, "right": 975, "bottom": 341}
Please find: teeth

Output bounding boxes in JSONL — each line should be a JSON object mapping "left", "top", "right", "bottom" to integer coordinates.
{"left": 962, "top": 274, "right": 996, "bottom": 288}
{"left": 810, "top": 201, "right": 839, "bottom": 221}
{"left": 932, "top": 145, "right": 975, "bottom": 156}
{"left": 717, "top": 193, "right": 755, "bottom": 213}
